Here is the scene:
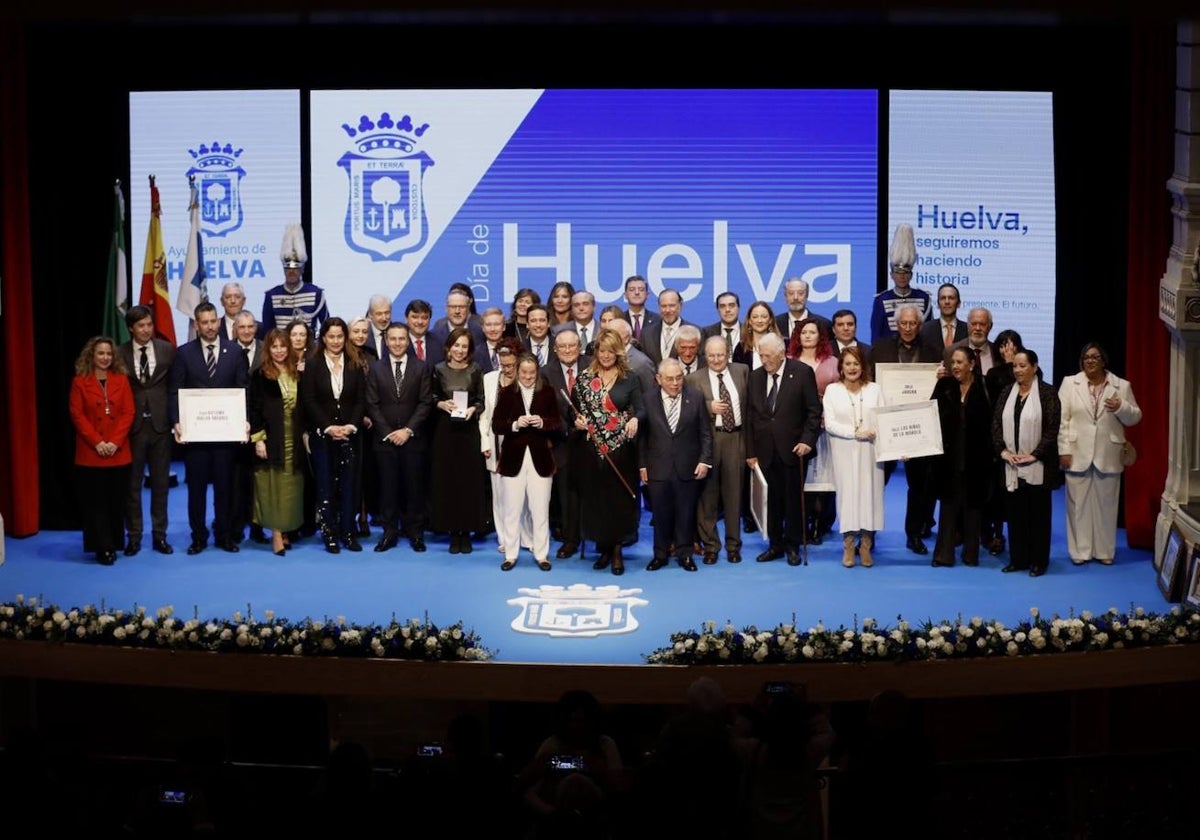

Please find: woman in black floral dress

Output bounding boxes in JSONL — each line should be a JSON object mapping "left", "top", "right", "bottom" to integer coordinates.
{"left": 571, "top": 328, "right": 645, "bottom": 575}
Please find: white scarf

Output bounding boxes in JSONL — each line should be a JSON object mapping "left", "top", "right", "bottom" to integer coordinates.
{"left": 519, "top": 382, "right": 535, "bottom": 414}
{"left": 1002, "top": 383, "right": 1044, "bottom": 491}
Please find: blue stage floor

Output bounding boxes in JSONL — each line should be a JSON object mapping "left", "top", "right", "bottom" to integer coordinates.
{"left": 0, "top": 466, "right": 1165, "bottom": 665}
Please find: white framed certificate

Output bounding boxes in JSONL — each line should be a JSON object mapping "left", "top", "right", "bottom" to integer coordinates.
{"left": 873, "top": 400, "right": 943, "bottom": 462}
{"left": 177, "top": 388, "right": 247, "bottom": 443}
{"left": 749, "top": 463, "right": 769, "bottom": 535}
{"left": 875, "top": 362, "right": 940, "bottom": 406}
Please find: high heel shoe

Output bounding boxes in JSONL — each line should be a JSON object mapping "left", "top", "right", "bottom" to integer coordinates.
{"left": 611, "top": 545, "right": 625, "bottom": 576}
{"left": 272, "top": 532, "right": 286, "bottom": 556}
{"left": 593, "top": 550, "right": 611, "bottom": 571}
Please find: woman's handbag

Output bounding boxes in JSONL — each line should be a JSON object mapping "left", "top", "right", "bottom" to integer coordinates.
{"left": 1121, "top": 440, "right": 1137, "bottom": 467}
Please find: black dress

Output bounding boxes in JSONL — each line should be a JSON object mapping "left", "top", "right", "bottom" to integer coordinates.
{"left": 572, "top": 372, "right": 646, "bottom": 550}
{"left": 430, "top": 362, "right": 486, "bottom": 533}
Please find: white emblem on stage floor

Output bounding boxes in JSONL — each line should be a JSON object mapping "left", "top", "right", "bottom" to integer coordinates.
{"left": 508, "top": 584, "right": 649, "bottom": 638}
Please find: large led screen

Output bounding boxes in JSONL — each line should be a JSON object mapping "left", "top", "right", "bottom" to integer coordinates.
{"left": 129, "top": 90, "right": 302, "bottom": 342}
{"left": 888, "top": 90, "right": 1057, "bottom": 363}
{"left": 310, "top": 89, "right": 879, "bottom": 331}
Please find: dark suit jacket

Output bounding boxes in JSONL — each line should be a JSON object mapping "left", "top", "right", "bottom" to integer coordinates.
{"left": 687, "top": 362, "right": 749, "bottom": 433}
{"left": 638, "top": 385, "right": 713, "bottom": 481}
{"left": 365, "top": 355, "right": 432, "bottom": 447}
{"left": 991, "top": 378, "right": 1062, "bottom": 487}
{"left": 745, "top": 359, "right": 822, "bottom": 468}
{"left": 366, "top": 323, "right": 390, "bottom": 361}
{"left": 299, "top": 354, "right": 368, "bottom": 439}
{"left": 248, "top": 368, "right": 305, "bottom": 467}
{"left": 776, "top": 310, "right": 833, "bottom": 342}
{"left": 406, "top": 332, "right": 443, "bottom": 367}
{"left": 625, "top": 345, "right": 658, "bottom": 394}
{"left": 639, "top": 318, "right": 696, "bottom": 367}
{"left": 868, "top": 335, "right": 943, "bottom": 376}
{"left": 119, "top": 338, "right": 176, "bottom": 434}
{"left": 950, "top": 338, "right": 1004, "bottom": 373}
{"left": 921, "top": 318, "right": 968, "bottom": 351}
{"left": 542, "top": 355, "right": 591, "bottom": 468}
{"left": 168, "top": 337, "right": 249, "bottom": 426}
{"left": 524, "top": 334, "right": 557, "bottom": 367}
{"left": 234, "top": 339, "right": 264, "bottom": 375}
{"left": 623, "top": 308, "right": 660, "bottom": 337}
{"left": 491, "top": 382, "right": 562, "bottom": 477}
{"left": 834, "top": 340, "right": 872, "bottom": 371}
{"left": 930, "top": 376, "right": 994, "bottom": 505}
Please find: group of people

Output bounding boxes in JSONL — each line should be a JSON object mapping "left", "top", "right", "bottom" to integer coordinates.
{"left": 69, "top": 224, "right": 1141, "bottom": 578}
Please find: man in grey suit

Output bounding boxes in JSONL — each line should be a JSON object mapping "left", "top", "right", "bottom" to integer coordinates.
{"left": 688, "top": 336, "right": 749, "bottom": 564}
{"left": 231, "top": 310, "right": 265, "bottom": 542}
{"left": 118, "top": 305, "right": 176, "bottom": 556}
{"left": 639, "top": 358, "right": 712, "bottom": 572}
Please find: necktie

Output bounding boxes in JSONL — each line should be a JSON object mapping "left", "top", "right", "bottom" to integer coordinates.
{"left": 766, "top": 373, "right": 779, "bottom": 414}
{"left": 416, "top": 338, "right": 425, "bottom": 361}
{"left": 579, "top": 326, "right": 588, "bottom": 348}
{"left": 566, "top": 365, "right": 575, "bottom": 393}
{"left": 633, "top": 313, "right": 642, "bottom": 341}
{"left": 243, "top": 345, "right": 252, "bottom": 368}
{"left": 139, "top": 345, "right": 149, "bottom": 383}
{"left": 724, "top": 327, "right": 734, "bottom": 353}
{"left": 683, "top": 362, "right": 692, "bottom": 376}
{"left": 662, "top": 325, "right": 674, "bottom": 358}
{"left": 491, "top": 349, "right": 499, "bottom": 370}
{"left": 717, "top": 372, "right": 736, "bottom": 430}
{"left": 535, "top": 343, "right": 545, "bottom": 364}
{"left": 973, "top": 347, "right": 983, "bottom": 371}
{"left": 944, "top": 322, "right": 954, "bottom": 347}
{"left": 394, "top": 360, "right": 404, "bottom": 398}
{"left": 377, "top": 335, "right": 384, "bottom": 359}
{"left": 206, "top": 343, "right": 217, "bottom": 379}
{"left": 667, "top": 394, "right": 679, "bottom": 433}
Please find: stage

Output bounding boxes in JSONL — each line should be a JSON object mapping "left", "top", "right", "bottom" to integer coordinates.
{"left": 0, "top": 465, "right": 1172, "bottom": 684}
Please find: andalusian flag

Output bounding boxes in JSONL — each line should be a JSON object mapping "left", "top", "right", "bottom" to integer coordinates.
{"left": 102, "top": 181, "right": 130, "bottom": 344}
{"left": 137, "top": 176, "right": 176, "bottom": 344}
{"left": 175, "top": 177, "right": 208, "bottom": 335}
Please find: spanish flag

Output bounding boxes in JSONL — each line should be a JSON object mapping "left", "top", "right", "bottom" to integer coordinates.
{"left": 137, "top": 175, "right": 176, "bottom": 344}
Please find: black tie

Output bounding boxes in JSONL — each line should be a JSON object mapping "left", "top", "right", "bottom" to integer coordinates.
{"left": 767, "top": 373, "right": 779, "bottom": 414}
{"left": 243, "top": 345, "right": 252, "bottom": 369}
{"left": 393, "top": 360, "right": 404, "bottom": 398}
{"left": 139, "top": 345, "right": 150, "bottom": 383}
{"left": 724, "top": 327, "right": 733, "bottom": 352}
{"left": 206, "top": 343, "right": 217, "bottom": 379}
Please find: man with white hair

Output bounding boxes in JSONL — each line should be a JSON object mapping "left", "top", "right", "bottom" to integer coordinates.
{"left": 673, "top": 325, "right": 706, "bottom": 377}
{"left": 776, "top": 278, "right": 831, "bottom": 343}
{"left": 219, "top": 282, "right": 248, "bottom": 341}
{"left": 365, "top": 293, "right": 393, "bottom": 360}
{"left": 744, "top": 332, "right": 821, "bottom": 566}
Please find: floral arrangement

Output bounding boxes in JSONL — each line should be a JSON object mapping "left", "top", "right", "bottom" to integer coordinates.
{"left": 0, "top": 596, "right": 492, "bottom": 661}
{"left": 644, "top": 605, "right": 1200, "bottom": 665}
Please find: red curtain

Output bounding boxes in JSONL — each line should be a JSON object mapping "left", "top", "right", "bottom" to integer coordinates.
{"left": 0, "top": 21, "right": 40, "bottom": 537}
{"left": 1123, "top": 24, "right": 1174, "bottom": 549}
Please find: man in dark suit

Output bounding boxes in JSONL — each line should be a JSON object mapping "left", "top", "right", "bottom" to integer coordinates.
{"left": 230, "top": 310, "right": 266, "bottom": 543}
{"left": 689, "top": 335, "right": 749, "bottom": 564}
{"left": 474, "top": 307, "right": 508, "bottom": 372}
{"left": 543, "top": 329, "right": 591, "bottom": 559}
{"left": 951, "top": 307, "right": 1003, "bottom": 377}
{"left": 776, "top": 278, "right": 832, "bottom": 344}
{"left": 622, "top": 274, "right": 660, "bottom": 345}
{"left": 404, "top": 299, "right": 440, "bottom": 366}
{"left": 119, "top": 304, "right": 177, "bottom": 556}
{"left": 920, "top": 283, "right": 968, "bottom": 351}
{"left": 169, "top": 301, "right": 249, "bottom": 554}
{"left": 674, "top": 325, "right": 706, "bottom": 377}
{"left": 523, "top": 304, "right": 555, "bottom": 367}
{"left": 551, "top": 290, "right": 599, "bottom": 352}
{"left": 640, "top": 288, "right": 695, "bottom": 367}
{"left": 365, "top": 293, "right": 393, "bottom": 361}
{"left": 871, "top": 303, "right": 944, "bottom": 554}
{"left": 639, "top": 358, "right": 712, "bottom": 572}
{"left": 830, "top": 309, "right": 872, "bottom": 369}
{"left": 745, "top": 332, "right": 822, "bottom": 566}
{"left": 701, "top": 291, "right": 742, "bottom": 355}
{"left": 365, "top": 323, "right": 432, "bottom": 553}
{"left": 429, "top": 287, "right": 486, "bottom": 357}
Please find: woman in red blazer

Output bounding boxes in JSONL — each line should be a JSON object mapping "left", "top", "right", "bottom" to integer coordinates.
{"left": 68, "top": 336, "right": 135, "bottom": 565}
{"left": 492, "top": 353, "right": 562, "bottom": 571}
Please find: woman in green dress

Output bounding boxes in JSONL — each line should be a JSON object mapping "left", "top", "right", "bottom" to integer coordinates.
{"left": 250, "top": 328, "right": 305, "bottom": 555}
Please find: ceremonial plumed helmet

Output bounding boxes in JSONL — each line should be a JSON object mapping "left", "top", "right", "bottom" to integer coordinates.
{"left": 280, "top": 222, "right": 308, "bottom": 269}
{"left": 888, "top": 223, "right": 917, "bottom": 272}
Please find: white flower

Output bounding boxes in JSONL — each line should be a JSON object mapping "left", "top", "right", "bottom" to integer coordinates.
{"left": 1006, "top": 641, "right": 1018, "bottom": 655}
{"left": 52, "top": 611, "right": 65, "bottom": 623}
{"left": 452, "top": 628, "right": 463, "bottom": 640}
{"left": 292, "top": 644, "right": 303, "bottom": 655}
{"left": 1033, "top": 637, "right": 1046, "bottom": 649}
{"left": 802, "top": 645, "right": 815, "bottom": 658}
{"left": 1080, "top": 610, "right": 1092, "bottom": 621}
{"left": 259, "top": 627, "right": 272, "bottom": 639}
{"left": 425, "top": 636, "right": 438, "bottom": 649}
{"left": 337, "top": 615, "right": 346, "bottom": 626}
{"left": 916, "top": 638, "right": 927, "bottom": 649}
{"left": 264, "top": 610, "right": 275, "bottom": 621}
{"left": 976, "top": 638, "right": 986, "bottom": 648}
{"left": 971, "top": 616, "right": 983, "bottom": 628}
{"left": 220, "top": 628, "right": 232, "bottom": 641}
{"left": 718, "top": 647, "right": 730, "bottom": 659}
{"left": 232, "top": 611, "right": 242, "bottom": 622}
{"left": 696, "top": 641, "right": 708, "bottom": 654}
{"left": 942, "top": 642, "right": 954, "bottom": 654}
{"left": 113, "top": 627, "right": 126, "bottom": 640}
{"left": 753, "top": 645, "right": 768, "bottom": 661}
{"left": 75, "top": 626, "right": 87, "bottom": 638}
{"left": 863, "top": 617, "right": 876, "bottom": 629}
{"left": 321, "top": 638, "right": 336, "bottom": 650}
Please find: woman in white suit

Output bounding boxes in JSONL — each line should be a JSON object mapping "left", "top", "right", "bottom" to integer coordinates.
{"left": 1057, "top": 342, "right": 1142, "bottom": 565}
